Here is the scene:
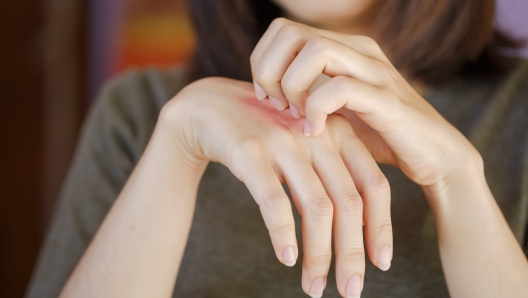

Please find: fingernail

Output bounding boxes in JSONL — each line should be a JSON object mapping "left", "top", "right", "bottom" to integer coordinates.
{"left": 282, "top": 246, "right": 296, "bottom": 267}
{"left": 304, "top": 120, "right": 312, "bottom": 136}
{"left": 290, "top": 105, "right": 301, "bottom": 118}
{"left": 253, "top": 81, "right": 267, "bottom": 100}
{"left": 269, "top": 96, "right": 287, "bottom": 111}
{"left": 309, "top": 277, "right": 326, "bottom": 298}
{"left": 377, "top": 246, "right": 392, "bottom": 271}
{"left": 346, "top": 275, "right": 362, "bottom": 298}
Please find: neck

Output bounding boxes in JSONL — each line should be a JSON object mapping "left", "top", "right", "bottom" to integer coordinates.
{"left": 283, "top": 12, "right": 371, "bottom": 37}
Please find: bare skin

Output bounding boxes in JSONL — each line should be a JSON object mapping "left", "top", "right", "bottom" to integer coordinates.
{"left": 60, "top": 1, "right": 528, "bottom": 297}
{"left": 60, "top": 78, "right": 390, "bottom": 298}
{"left": 251, "top": 17, "right": 528, "bottom": 297}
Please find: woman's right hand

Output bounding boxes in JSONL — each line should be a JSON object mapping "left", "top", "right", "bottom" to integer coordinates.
{"left": 160, "top": 77, "right": 392, "bottom": 298}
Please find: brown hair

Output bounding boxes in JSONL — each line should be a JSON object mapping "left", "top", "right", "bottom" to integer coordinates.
{"left": 187, "top": 0, "right": 520, "bottom": 86}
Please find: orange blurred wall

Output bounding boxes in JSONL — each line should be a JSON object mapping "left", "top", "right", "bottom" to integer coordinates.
{"left": 115, "top": 0, "right": 194, "bottom": 73}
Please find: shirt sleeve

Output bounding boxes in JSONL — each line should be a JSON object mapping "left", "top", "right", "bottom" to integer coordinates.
{"left": 25, "top": 68, "right": 180, "bottom": 298}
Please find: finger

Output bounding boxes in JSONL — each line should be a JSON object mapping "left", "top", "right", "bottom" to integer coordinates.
{"left": 327, "top": 117, "right": 393, "bottom": 273}
{"left": 283, "top": 36, "right": 391, "bottom": 115}
{"left": 250, "top": 17, "right": 393, "bottom": 98}
{"left": 336, "top": 109, "right": 399, "bottom": 166}
{"left": 275, "top": 148, "right": 333, "bottom": 297}
{"left": 251, "top": 18, "right": 291, "bottom": 101}
{"left": 304, "top": 76, "right": 402, "bottom": 137}
{"left": 251, "top": 18, "right": 291, "bottom": 75}
{"left": 241, "top": 155, "right": 298, "bottom": 267}
{"left": 309, "top": 132, "right": 366, "bottom": 298}
{"left": 251, "top": 19, "right": 391, "bottom": 73}
{"left": 253, "top": 22, "right": 314, "bottom": 111}
{"left": 311, "top": 33, "right": 392, "bottom": 66}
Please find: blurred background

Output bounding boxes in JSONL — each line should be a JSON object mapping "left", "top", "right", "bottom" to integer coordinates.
{"left": 0, "top": 0, "right": 526, "bottom": 297}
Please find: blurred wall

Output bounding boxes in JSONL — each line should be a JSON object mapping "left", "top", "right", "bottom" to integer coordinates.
{"left": 0, "top": 0, "right": 86, "bottom": 297}
{"left": 0, "top": 1, "right": 526, "bottom": 298}
{"left": 0, "top": 1, "right": 44, "bottom": 297}
{"left": 41, "top": 0, "right": 86, "bottom": 238}
{"left": 87, "top": 0, "right": 193, "bottom": 101}
{"left": 496, "top": 0, "right": 528, "bottom": 57}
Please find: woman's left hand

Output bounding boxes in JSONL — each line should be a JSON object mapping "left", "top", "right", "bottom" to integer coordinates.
{"left": 250, "top": 18, "right": 482, "bottom": 210}
{"left": 251, "top": 18, "right": 528, "bottom": 298}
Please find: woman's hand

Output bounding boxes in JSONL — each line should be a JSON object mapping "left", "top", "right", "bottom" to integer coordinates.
{"left": 250, "top": 18, "right": 481, "bottom": 208}
{"left": 249, "top": 17, "right": 528, "bottom": 298}
{"left": 162, "top": 77, "right": 392, "bottom": 297}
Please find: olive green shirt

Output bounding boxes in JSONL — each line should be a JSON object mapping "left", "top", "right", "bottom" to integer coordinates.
{"left": 26, "top": 60, "right": 528, "bottom": 297}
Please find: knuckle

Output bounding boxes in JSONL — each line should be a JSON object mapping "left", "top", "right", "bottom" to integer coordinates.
{"left": 309, "top": 254, "right": 333, "bottom": 267}
{"left": 237, "top": 136, "right": 266, "bottom": 159}
{"left": 338, "top": 190, "right": 364, "bottom": 217}
{"left": 307, "top": 197, "right": 334, "bottom": 222}
{"left": 277, "top": 23, "right": 299, "bottom": 39}
{"left": 261, "top": 190, "right": 289, "bottom": 210}
{"left": 253, "top": 66, "right": 271, "bottom": 86}
{"left": 342, "top": 247, "right": 366, "bottom": 263}
{"left": 370, "top": 171, "right": 391, "bottom": 199}
{"left": 332, "top": 76, "right": 351, "bottom": 94}
{"left": 359, "top": 35, "right": 376, "bottom": 46}
{"left": 281, "top": 76, "right": 301, "bottom": 96}
{"left": 375, "top": 60, "right": 393, "bottom": 84}
{"left": 376, "top": 216, "right": 393, "bottom": 235}
{"left": 306, "top": 35, "right": 330, "bottom": 55}
{"left": 249, "top": 51, "right": 259, "bottom": 66}
{"left": 270, "top": 17, "right": 289, "bottom": 30}
{"left": 268, "top": 221, "right": 296, "bottom": 235}
{"left": 361, "top": 36, "right": 380, "bottom": 51}
{"left": 355, "top": 35, "right": 384, "bottom": 58}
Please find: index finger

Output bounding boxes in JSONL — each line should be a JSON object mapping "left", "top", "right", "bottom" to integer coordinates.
{"left": 250, "top": 18, "right": 292, "bottom": 100}
{"left": 250, "top": 18, "right": 293, "bottom": 75}
{"left": 304, "top": 76, "right": 402, "bottom": 137}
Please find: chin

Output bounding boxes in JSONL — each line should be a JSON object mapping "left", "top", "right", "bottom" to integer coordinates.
{"left": 271, "top": 0, "right": 373, "bottom": 29}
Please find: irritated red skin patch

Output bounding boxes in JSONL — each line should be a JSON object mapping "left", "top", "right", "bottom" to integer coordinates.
{"left": 241, "top": 96, "right": 305, "bottom": 133}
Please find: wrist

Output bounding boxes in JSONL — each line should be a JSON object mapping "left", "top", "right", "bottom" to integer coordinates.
{"left": 422, "top": 144, "right": 487, "bottom": 214}
{"left": 156, "top": 96, "right": 209, "bottom": 173}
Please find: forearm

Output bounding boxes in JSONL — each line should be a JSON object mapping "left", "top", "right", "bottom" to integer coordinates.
{"left": 424, "top": 158, "right": 528, "bottom": 297}
{"left": 60, "top": 119, "right": 207, "bottom": 297}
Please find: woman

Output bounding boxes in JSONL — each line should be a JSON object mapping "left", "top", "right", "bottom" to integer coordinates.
{"left": 27, "top": 0, "right": 528, "bottom": 297}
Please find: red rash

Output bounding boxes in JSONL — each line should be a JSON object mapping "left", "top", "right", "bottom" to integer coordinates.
{"left": 241, "top": 96, "right": 305, "bottom": 133}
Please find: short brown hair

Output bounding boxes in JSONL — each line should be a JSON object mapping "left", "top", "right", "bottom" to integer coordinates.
{"left": 187, "top": 0, "right": 519, "bottom": 86}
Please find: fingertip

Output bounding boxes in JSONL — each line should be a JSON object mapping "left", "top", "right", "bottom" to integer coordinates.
{"left": 269, "top": 96, "right": 288, "bottom": 111}
{"left": 309, "top": 277, "right": 326, "bottom": 298}
{"left": 253, "top": 81, "right": 267, "bottom": 101}
{"left": 304, "top": 119, "right": 326, "bottom": 137}
{"left": 377, "top": 246, "right": 392, "bottom": 271}
{"left": 304, "top": 120, "right": 312, "bottom": 136}
{"left": 282, "top": 245, "right": 297, "bottom": 267}
{"left": 290, "top": 105, "right": 301, "bottom": 119}
{"left": 311, "top": 122, "right": 326, "bottom": 137}
{"left": 345, "top": 275, "right": 362, "bottom": 298}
